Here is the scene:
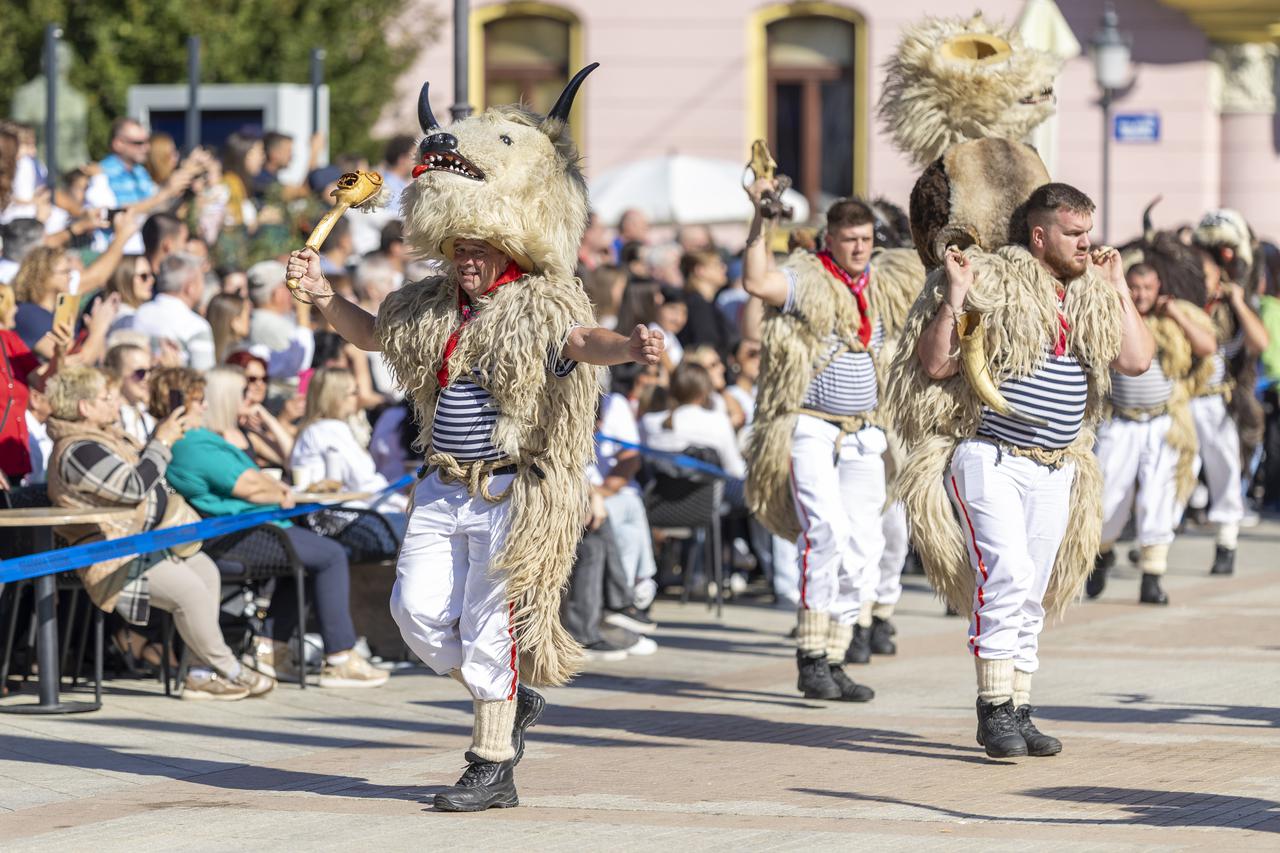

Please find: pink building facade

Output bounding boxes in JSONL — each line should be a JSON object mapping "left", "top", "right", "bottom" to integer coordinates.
{"left": 378, "top": 0, "right": 1280, "bottom": 242}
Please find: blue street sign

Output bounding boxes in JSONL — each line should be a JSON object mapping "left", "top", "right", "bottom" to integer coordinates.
{"left": 1114, "top": 113, "right": 1161, "bottom": 143}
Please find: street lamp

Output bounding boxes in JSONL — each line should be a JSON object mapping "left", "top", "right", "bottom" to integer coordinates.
{"left": 451, "top": 0, "right": 473, "bottom": 121}
{"left": 1091, "top": 3, "right": 1132, "bottom": 243}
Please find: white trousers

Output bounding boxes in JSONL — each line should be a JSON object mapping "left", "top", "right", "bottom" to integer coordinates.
{"left": 1190, "top": 395, "right": 1244, "bottom": 527}
{"left": 389, "top": 471, "right": 519, "bottom": 702}
{"left": 789, "top": 415, "right": 886, "bottom": 625}
{"left": 872, "top": 500, "right": 909, "bottom": 607}
{"left": 946, "top": 440, "right": 1075, "bottom": 672}
{"left": 1096, "top": 415, "right": 1178, "bottom": 547}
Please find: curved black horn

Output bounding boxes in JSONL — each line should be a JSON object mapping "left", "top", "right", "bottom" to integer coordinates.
{"left": 1142, "top": 195, "right": 1163, "bottom": 242}
{"left": 547, "top": 63, "right": 599, "bottom": 124}
{"left": 418, "top": 82, "right": 441, "bottom": 133}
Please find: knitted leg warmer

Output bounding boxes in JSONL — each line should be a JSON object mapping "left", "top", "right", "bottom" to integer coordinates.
{"left": 470, "top": 699, "right": 518, "bottom": 762}
{"left": 826, "top": 621, "right": 854, "bottom": 662}
{"left": 796, "top": 609, "right": 831, "bottom": 655}
{"left": 975, "top": 658, "right": 1015, "bottom": 706}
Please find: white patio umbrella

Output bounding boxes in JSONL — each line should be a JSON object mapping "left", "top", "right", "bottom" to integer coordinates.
{"left": 588, "top": 154, "right": 810, "bottom": 226}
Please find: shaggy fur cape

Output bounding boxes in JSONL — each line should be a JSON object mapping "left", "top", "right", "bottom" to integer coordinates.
{"left": 377, "top": 270, "right": 600, "bottom": 687}
{"left": 885, "top": 245, "right": 1123, "bottom": 618}
{"left": 746, "top": 247, "right": 923, "bottom": 540}
{"left": 1137, "top": 305, "right": 1215, "bottom": 504}
{"left": 1210, "top": 300, "right": 1265, "bottom": 465}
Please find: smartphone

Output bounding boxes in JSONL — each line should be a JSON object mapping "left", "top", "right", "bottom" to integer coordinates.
{"left": 168, "top": 388, "right": 185, "bottom": 412}
{"left": 52, "top": 292, "right": 79, "bottom": 334}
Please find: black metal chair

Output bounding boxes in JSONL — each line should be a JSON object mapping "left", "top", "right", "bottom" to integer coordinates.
{"left": 301, "top": 507, "right": 401, "bottom": 565}
{"left": 642, "top": 445, "right": 726, "bottom": 617}
{"left": 204, "top": 524, "right": 309, "bottom": 687}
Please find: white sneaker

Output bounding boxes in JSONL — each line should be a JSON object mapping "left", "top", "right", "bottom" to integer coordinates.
{"left": 624, "top": 635, "right": 658, "bottom": 657}
{"left": 581, "top": 640, "right": 628, "bottom": 662}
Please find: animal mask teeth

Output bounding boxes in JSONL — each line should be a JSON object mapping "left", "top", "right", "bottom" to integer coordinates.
{"left": 413, "top": 150, "right": 485, "bottom": 181}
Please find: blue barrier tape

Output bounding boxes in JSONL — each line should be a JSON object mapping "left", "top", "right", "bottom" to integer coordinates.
{"left": 0, "top": 474, "right": 415, "bottom": 585}
{"left": 596, "top": 433, "right": 731, "bottom": 480}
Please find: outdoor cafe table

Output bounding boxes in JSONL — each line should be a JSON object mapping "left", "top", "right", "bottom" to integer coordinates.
{"left": 0, "top": 506, "right": 135, "bottom": 714}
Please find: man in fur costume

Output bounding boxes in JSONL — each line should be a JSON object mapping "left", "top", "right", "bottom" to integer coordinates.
{"left": 1087, "top": 251, "right": 1217, "bottom": 605}
{"left": 742, "top": 191, "right": 919, "bottom": 702}
{"left": 286, "top": 65, "right": 663, "bottom": 812}
{"left": 1190, "top": 210, "right": 1270, "bottom": 575}
{"left": 888, "top": 183, "right": 1153, "bottom": 758}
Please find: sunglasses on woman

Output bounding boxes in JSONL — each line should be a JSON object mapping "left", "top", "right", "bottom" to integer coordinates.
{"left": 129, "top": 368, "right": 151, "bottom": 382}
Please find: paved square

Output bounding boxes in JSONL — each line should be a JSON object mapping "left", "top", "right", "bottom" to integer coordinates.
{"left": 1, "top": 523, "right": 1277, "bottom": 850}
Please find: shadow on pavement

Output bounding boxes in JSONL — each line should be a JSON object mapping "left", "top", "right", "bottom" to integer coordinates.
{"left": 410, "top": 699, "right": 1005, "bottom": 766}
{"left": 793, "top": 786, "right": 1280, "bottom": 831}
{"left": 1036, "top": 695, "right": 1280, "bottom": 728}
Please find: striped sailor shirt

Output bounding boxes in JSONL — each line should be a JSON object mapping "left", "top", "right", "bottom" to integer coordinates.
{"left": 1110, "top": 357, "right": 1173, "bottom": 411}
{"left": 975, "top": 351, "right": 1089, "bottom": 450}
{"left": 781, "top": 271, "right": 881, "bottom": 417}
{"left": 1207, "top": 326, "right": 1245, "bottom": 388}
{"left": 429, "top": 345, "right": 579, "bottom": 462}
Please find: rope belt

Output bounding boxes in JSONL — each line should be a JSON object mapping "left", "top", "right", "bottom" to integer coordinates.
{"left": 1112, "top": 402, "right": 1169, "bottom": 422}
{"left": 1195, "top": 382, "right": 1233, "bottom": 402}
{"left": 795, "top": 407, "right": 877, "bottom": 464}
{"left": 418, "top": 452, "right": 543, "bottom": 503}
{"left": 970, "top": 435, "right": 1072, "bottom": 470}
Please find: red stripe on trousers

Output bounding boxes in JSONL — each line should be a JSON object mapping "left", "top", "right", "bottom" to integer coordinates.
{"left": 790, "top": 459, "right": 813, "bottom": 609}
{"left": 950, "top": 475, "right": 990, "bottom": 657}
{"left": 506, "top": 601, "right": 519, "bottom": 700}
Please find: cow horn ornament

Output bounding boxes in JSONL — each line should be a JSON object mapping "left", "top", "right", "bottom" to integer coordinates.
{"left": 956, "top": 309, "right": 1050, "bottom": 428}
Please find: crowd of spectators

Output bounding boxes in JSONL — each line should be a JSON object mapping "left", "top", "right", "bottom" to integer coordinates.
{"left": 5, "top": 109, "right": 1280, "bottom": 694}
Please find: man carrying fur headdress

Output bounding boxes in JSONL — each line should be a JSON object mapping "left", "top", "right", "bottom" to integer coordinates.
{"left": 880, "top": 12, "right": 1153, "bottom": 760}
{"left": 286, "top": 65, "right": 663, "bottom": 812}
{"left": 741, "top": 189, "right": 919, "bottom": 703}
{"left": 1190, "top": 209, "right": 1270, "bottom": 576}
{"left": 1087, "top": 241, "right": 1218, "bottom": 605}
{"left": 888, "top": 183, "right": 1153, "bottom": 759}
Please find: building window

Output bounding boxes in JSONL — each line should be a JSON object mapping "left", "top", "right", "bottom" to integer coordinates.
{"left": 483, "top": 14, "right": 570, "bottom": 109}
{"left": 766, "top": 15, "right": 857, "bottom": 207}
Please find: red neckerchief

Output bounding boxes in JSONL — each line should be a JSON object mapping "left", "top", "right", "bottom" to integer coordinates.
{"left": 817, "top": 251, "right": 872, "bottom": 348}
{"left": 436, "top": 260, "right": 525, "bottom": 388}
{"left": 1054, "top": 285, "right": 1070, "bottom": 357}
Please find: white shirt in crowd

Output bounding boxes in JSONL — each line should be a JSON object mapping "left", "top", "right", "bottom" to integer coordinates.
{"left": 648, "top": 322, "right": 683, "bottom": 366}
{"left": 369, "top": 405, "right": 413, "bottom": 484}
{"left": 0, "top": 258, "right": 18, "bottom": 284}
{"left": 131, "top": 293, "right": 216, "bottom": 371}
{"left": 725, "top": 383, "right": 757, "bottom": 426}
{"left": 23, "top": 411, "right": 50, "bottom": 486}
{"left": 594, "top": 391, "right": 642, "bottom": 496}
{"left": 118, "top": 402, "right": 156, "bottom": 446}
{"left": 640, "top": 403, "right": 746, "bottom": 479}
{"left": 291, "top": 418, "right": 407, "bottom": 513}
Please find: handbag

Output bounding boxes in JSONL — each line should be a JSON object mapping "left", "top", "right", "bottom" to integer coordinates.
{"left": 159, "top": 489, "right": 204, "bottom": 559}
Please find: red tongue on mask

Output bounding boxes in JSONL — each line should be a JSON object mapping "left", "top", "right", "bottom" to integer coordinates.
{"left": 412, "top": 163, "right": 429, "bottom": 178}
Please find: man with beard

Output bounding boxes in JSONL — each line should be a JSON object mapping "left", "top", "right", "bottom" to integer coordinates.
{"left": 1089, "top": 261, "right": 1216, "bottom": 605}
{"left": 908, "top": 183, "right": 1152, "bottom": 757}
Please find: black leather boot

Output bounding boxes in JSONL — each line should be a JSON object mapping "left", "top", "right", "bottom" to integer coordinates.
{"left": 1013, "top": 705, "right": 1062, "bottom": 756}
{"left": 869, "top": 617, "right": 897, "bottom": 655}
{"left": 512, "top": 684, "right": 545, "bottom": 765}
{"left": 1086, "top": 550, "right": 1114, "bottom": 599}
{"left": 975, "top": 699, "right": 1028, "bottom": 758}
{"left": 433, "top": 752, "right": 519, "bottom": 812}
{"left": 1139, "top": 573, "right": 1169, "bottom": 605}
{"left": 1210, "top": 545, "right": 1236, "bottom": 576}
{"left": 828, "top": 664, "right": 875, "bottom": 702}
{"left": 796, "top": 651, "right": 841, "bottom": 699}
{"left": 844, "top": 624, "right": 871, "bottom": 664}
